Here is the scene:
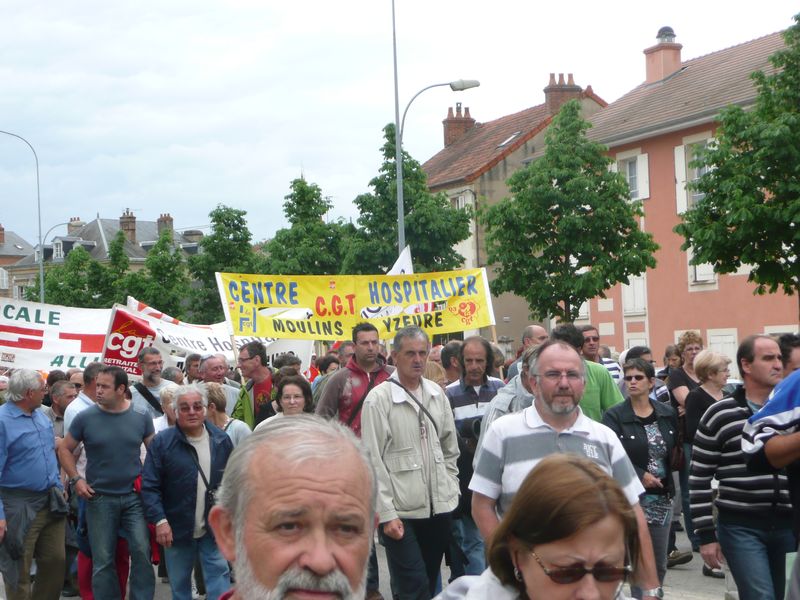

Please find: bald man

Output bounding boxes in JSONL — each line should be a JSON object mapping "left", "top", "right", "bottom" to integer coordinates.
{"left": 505, "top": 325, "right": 549, "bottom": 380}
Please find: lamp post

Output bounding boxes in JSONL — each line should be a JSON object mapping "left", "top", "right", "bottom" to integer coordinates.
{"left": 0, "top": 130, "right": 44, "bottom": 302}
{"left": 390, "top": 1, "right": 479, "bottom": 254}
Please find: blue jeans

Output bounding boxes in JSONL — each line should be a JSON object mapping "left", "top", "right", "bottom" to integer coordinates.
{"left": 632, "top": 507, "right": 672, "bottom": 599}
{"left": 717, "top": 520, "right": 796, "bottom": 600}
{"left": 452, "top": 514, "right": 485, "bottom": 576}
{"left": 85, "top": 492, "right": 155, "bottom": 600}
{"left": 164, "top": 531, "right": 230, "bottom": 600}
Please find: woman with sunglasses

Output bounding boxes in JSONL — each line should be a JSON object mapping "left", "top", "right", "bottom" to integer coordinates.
{"left": 437, "top": 453, "right": 639, "bottom": 599}
{"left": 602, "top": 358, "right": 679, "bottom": 598}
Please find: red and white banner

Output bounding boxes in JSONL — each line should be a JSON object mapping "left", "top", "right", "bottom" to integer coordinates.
{"left": 0, "top": 298, "right": 110, "bottom": 372}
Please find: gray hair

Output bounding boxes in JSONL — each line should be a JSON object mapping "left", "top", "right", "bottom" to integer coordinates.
{"left": 392, "top": 326, "right": 429, "bottom": 352}
{"left": 51, "top": 380, "right": 76, "bottom": 399}
{"left": 162, "top": 366, "right": 184, "bottom": 384}
{"left": 217, "top": 415, "right": 377, "bottom": 533}
{"left": 171, "top": 382, "right": 208, "bottom": 413}
{"left": 138, "top": 346, "right": 161, "bottom": 363}
{"left": 159, "top": 382, "right": 180, "bottom": 408}
{"left": 7, "top": 369, "right": 44, "bottom": 403}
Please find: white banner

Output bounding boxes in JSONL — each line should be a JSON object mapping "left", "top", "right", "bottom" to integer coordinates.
{"left": 124, "top": 297, "right": 313, "bottom": 370}
{"left": 0, "top": 298, "right": 110, "bottom": 372}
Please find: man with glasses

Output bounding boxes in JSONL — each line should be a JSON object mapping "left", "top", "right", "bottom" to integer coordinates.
{"left": 580, "top": 324, "right": 623, "bottom": 384}
{"left": 142, "top": 383, "right": 233, "bottom": 600}
{"left": 42, "top": 380, "right": 78, "bottom": 438}
{"left": 231, "top": 342, "right": 276, "bottom": 429}
{"left": 470, "top": 339, "right": 662, "bottom": 599}
{"left": 131, "top": 347, "right": 171, "bottom": 418}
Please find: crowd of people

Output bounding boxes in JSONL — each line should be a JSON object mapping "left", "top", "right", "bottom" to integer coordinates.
{"left": 0, "top": 322, "right": 799, "bottom": 600}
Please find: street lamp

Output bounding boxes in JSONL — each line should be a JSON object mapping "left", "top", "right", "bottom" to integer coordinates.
{"left": 391, "top": 0, "right": 479, "bottom": 255}
{"left": 0, "top": 130, "right": 44, "bottom": 302}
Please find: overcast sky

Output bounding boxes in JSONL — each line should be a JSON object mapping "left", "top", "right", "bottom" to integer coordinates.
{"left": 1, "top": 1, "right": 796, "bottom": 248}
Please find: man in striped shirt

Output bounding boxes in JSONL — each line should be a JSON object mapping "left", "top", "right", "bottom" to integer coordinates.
{"left": 690, "top": 334, "right": 792, "bottom": 599}
{"left": 445, "top": 336, "right": 504, "bottom": 577}
{"left": 470, "top": 339, "right": 661, "bottom": 598}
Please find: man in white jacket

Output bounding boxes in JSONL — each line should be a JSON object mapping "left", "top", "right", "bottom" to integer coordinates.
{"left": 361, "top": 326, "right": 460, "bottom": 600}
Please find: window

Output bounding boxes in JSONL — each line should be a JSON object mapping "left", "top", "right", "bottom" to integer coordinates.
{"left": 686, "top": 246, "right": 716, "bottom": 286}
{"left": 674, "top": 132, "right": 713, "bottom": 214}
{"left": 611, "top": 149, "right": 649, "bottom": 200}
{"left": 0, "top": 268, "right": 7, "bottom": 290}
{"left": 497, "top": 131, "right": 521, "bottom": 148}
{"left": 53, "top": 242, "right": 64, "bottom": 260}
{"left": 450, "top": 195, "right": 468, "bottom": 210}
{"left": 622, "top": 274, "right": 646, "bottom": 314}
{"left": 577, "top": 301, "right": 589, "bottom": 320}
{"left": 687, "top": 142, "right": 709, "bottom": 207}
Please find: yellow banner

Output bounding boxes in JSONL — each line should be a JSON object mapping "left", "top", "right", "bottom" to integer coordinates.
{"left": 216, "top": 269, "right": 495, "bottom": 340}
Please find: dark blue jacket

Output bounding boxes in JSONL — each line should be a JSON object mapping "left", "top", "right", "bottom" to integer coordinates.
{"left": 141, "top": 422, "right": 233, "bottom": 543}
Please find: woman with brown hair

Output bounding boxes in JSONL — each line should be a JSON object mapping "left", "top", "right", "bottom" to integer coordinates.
{"left": 438, "top": 454, "right": 639, "bottom": 599}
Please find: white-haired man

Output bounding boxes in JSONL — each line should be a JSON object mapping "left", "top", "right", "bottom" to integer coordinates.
{"left": 0, "top": 369, "right": 67, "bottom": 600}
{"left": 209, "top": 415, "right": 377, "bottom": 600}
{"left": 142, "top": 383, "right": 233, "bottom": 600}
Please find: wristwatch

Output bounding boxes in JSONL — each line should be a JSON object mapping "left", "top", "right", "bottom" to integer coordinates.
{"left": 641, "top": 587, "right": 664, "bottom": 599}
{"left": 68, "top": 475, "right": 84, "bottom": 486}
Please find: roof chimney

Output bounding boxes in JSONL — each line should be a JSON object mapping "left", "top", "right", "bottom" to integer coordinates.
{"left": 0, "top": 224, "right": 5, "bottom": 245}
{"left": 442, "top": 102, "right": 477, "bottom": 147}
{"left": 120, "top": 209, "right": 136, "bottom": 244}
{"left": 182, "top": 229, "right": 204, "bottom": 244}
{"left": 644, "top": 26, "right": 683, "bottom": 83}
{"left": 544, "top": 72, "right": 583, "bottom": 116}
{"left": 67, "top": 217, "right": 85, "bottom": 236}
{"left": 157, "top": 213, "right": 174, "bottom": 237}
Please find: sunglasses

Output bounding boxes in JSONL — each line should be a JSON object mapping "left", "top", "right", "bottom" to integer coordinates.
{"left": 530, "top": 550, "right": 632, "bottom": 584}
{"left": 583, "top": 336, "right": 600, "bottom": 342}
{"left": 623, "top": 374, "right": 647, "bottom": 382}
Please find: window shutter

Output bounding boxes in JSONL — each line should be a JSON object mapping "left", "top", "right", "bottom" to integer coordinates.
{"left": 674, "top": 145, "right": 687, "bottom": 214}
{"left": 636, "top": 153, "right": 650, "bottom": 200}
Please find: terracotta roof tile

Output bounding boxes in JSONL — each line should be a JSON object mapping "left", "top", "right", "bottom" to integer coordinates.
{"left": 588, "top": 31, "right": 785, "bottom": 146}
{"left": 423, "top": 104, "right": 551, "bottom": 190}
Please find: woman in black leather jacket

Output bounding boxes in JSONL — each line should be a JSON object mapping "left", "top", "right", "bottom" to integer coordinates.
{"left": 603, "top": 358, "right": 679, "bottom": 599}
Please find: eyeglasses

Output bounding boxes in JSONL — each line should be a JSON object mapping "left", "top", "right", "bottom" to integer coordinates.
{"left": 281, "top": 394, "right": 305, "bottom": 402}
{"left": 530, "top": 550, "right": 632, "bottom": 584}
{"left": 583, "top": 336, "right": 600, "bottom": 343}
{"left": 178, "top": 403, "right": 205, "bottom": 413}
{"left": 536, "top": 370, "right": 583, "bottom": 383}
{"left": 623, "top": 374, "right": 647, "bottom": 382}
{"left": 237, "top": 355, "right": 256, "bottom": 364}
{"left": 73, "top": 383, "right": 82, "bottom": 389}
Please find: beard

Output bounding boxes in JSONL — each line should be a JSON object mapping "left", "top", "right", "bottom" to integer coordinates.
{"left": 233, "top": 535, "right": 368, "bottom": 600}
{"left": 544, "top": 395, "right": 578, "bottom": 415}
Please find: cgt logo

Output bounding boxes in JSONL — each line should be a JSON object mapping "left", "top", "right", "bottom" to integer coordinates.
{"left": 107, "top": 320, "right": 154, "bottom": 360}
{"left": 448, "top": 301, "right": 478, "bottom": 326}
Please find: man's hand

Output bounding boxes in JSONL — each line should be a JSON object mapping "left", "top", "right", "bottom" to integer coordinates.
{"left": 75, "top": 479, "right": 96, "bottom": 500}
{"left": 382, "top": 519, "right": 404, "bottom": 540}
{"left": 642, "top": 473, "right": 663, "bottom": 489}
{"left": 700, "top": 542, "right": 725, "bottom": 569}
{"left": 156, "top": 522, "right": 173, "bottom": 548}
{"left": 0, "top": 519, "right": 6, "bottom": 544}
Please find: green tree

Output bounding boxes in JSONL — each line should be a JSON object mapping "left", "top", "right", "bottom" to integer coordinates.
{"left": 675, "top": 15, "right": 800, "bottom": 319}
{"left": 188, "top": 205, "right": 263, "bottom": 323}
{"left": 342, "top": 124, "right": 471, "bottom": 274}
{"left": 36, "top": 245, "right": 110, "bottom": 308}
{"left": 264, "top": 177, "right": 355, "bottom": 275}
{"left": 126, "top": 228, "right": 191, "bottom": 318}
{"left": 482, "top": 99, "right": 659, "bottom": 321}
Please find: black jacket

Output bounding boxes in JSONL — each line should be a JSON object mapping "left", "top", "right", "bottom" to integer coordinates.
{"left": 141, "top": 422, "right": 233, "bottom": 543}
{"left": 602, "top": 398, "right": 679, "bottom": 497}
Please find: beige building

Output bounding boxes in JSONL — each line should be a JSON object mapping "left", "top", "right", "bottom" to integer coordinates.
{"left": 0, "top": 225, "right": 34, "bottom": 299}
{"left": 422, "top": 74, "right": 607, "bottom": 347}
{"left": 6, "top": 210, "right": 203, "bottom": 299}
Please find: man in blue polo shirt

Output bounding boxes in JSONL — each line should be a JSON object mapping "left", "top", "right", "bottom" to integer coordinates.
{"left": 0, "top": 369, "right": 67, "bottom": 600}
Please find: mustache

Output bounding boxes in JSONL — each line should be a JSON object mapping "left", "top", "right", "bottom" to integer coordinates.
{"left": 271, "top": 566, "right": 354, "bottom": 598}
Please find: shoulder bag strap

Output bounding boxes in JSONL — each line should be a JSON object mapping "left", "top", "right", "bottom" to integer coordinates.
{"left": 388, "top": 379, "right": 439, "bottom": 436}
{"left": 188, "top": 445, "right": 211, "bottom": 491}
{"left": 134, "top": 382, "right": 164, "bottom": 415}
{"left": 345, "top": 371, "right": 380, "bottom": 427}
